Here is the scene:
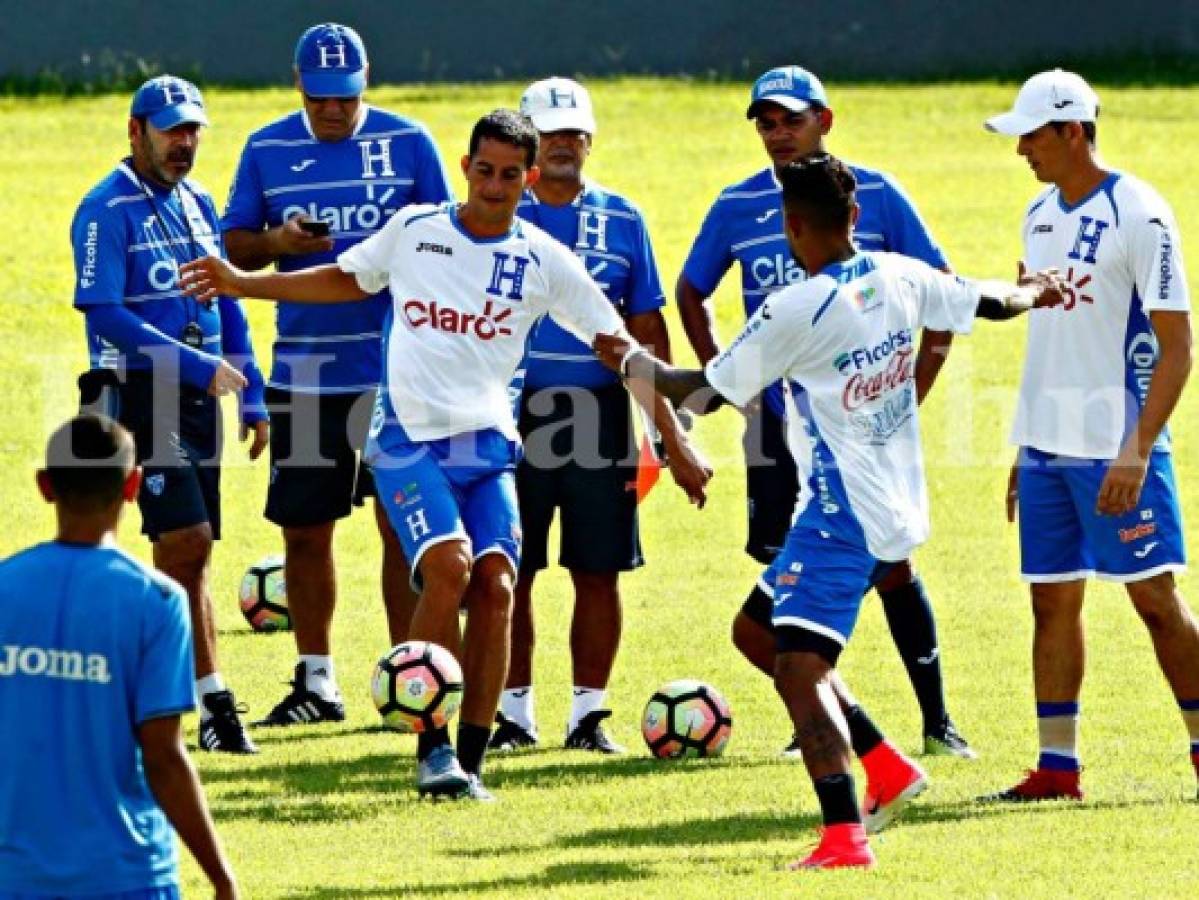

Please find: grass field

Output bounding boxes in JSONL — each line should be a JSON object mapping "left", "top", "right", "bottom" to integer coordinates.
{"left": 2, "top": 78, "right": 1198, "bottom": 897}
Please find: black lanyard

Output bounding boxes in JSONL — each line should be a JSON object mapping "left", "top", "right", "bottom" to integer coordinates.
{"left": 130, "top": 162, "right": 207, "bottom": 347}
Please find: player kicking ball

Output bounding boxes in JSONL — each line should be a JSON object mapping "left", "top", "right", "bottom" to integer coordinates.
{"left": 594, "top": 154, "right": 1064, "bottom": 869}
{"left": 180, "top": 109, "right": 710, "bottom": 802}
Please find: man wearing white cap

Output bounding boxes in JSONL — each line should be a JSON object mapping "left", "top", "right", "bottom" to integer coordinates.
{"left": 222, "top": 23, "right": 453, "bottom": 728}
{"left": 982, "top": 69, "right": 1199, "bottom": 802}
{"left": 488, "top": 77, "right": 681, "bottom": 754}
{"left": 677, "top": 65, "right": 975, "bottom": 760}
{"left": 71, "top": 75, "right": 268, "bottom": 754}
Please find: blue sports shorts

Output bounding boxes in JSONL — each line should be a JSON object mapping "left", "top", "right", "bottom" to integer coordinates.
{"left": 367, "top": 406, "right": 521, "bottom": 588}
{"left": 1017, "top": 447, "right": 1186, "bottom": 583}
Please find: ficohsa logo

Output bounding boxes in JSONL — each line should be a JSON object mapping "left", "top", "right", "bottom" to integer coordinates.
{"left": 832, "top": 329, "right": 912, "bottom": 373}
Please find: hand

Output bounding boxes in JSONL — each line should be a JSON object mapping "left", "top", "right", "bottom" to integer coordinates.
{"left": 1005, "top": 455, "right": 1019, "bottom": 523}
{"left": 241, "top": 419, "right": 269, "bottom": 460}
{"left": 664, "top": 434, "right": 713, "bottom": 509}
{"left": 593, "top": 332, "right": 639, "bottom": 374}
{"left": 1016, "top": 260, "right": 1067, "bottom": 309}
{"left": 179, "top": 256, "right": 246, "bottom": 304}
{"left": 208, "top": 360, "right": 248, "bottom": 398}
{"left": 1096, "top": 440, "right": 1150, "bottom": 516}
{"left": 273, "top": 215, "right": 335, "bottom": 257}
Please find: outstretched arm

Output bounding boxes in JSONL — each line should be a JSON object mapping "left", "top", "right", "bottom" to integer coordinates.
{"left": 975, "top": 263, "right": 1066, "bottom": 320}
{"left": 594, "top": 333, "right": 726, "bottom": 416}
{"left": 179, "top": 256, "right": 370, "bottom": 305}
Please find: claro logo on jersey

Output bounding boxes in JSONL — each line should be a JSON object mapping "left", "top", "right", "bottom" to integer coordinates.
{"left": 1126, "top": 332, "right": 1158, "bottom": 401}
{"left": 80, "top": 221, "right": 99, "bottom": 288}
{"left": 402, "top": 299, "right": 514, "bottom": 340}
{"left": 750, "top": 253, "right": 805, "bottom": 290}
{"left": 281, "top": 183, "right": 401, "bottom": 234}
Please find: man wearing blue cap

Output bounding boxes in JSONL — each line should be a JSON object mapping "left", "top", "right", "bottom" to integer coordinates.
{"left": 677, "top": 65, "right": 975, "bottom": 760}
{"left": 70, "top": 74, "right": 267, "bottom": 754}
{"left": 223, "top": 23, "right": 453, "bottom": 727}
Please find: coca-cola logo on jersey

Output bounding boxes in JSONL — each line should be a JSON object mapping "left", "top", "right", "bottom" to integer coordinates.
{"left": 402, "top": 299, "right": 514, "bottom": 340}
{"left": 842, "top": 347, "right": 915, "bottom": 411}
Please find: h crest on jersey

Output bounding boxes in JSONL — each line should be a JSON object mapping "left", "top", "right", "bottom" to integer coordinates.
{"left": 359, "top": 139, "right": 395, "bottom": 178}
{"left": 486, "top": 252, "right": 529, "bottom": 301}
{"left": 1068, "top": 216, "right": 1109, "bottom": 264}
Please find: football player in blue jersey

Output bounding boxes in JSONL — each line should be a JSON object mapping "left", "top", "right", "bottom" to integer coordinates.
{"left": 180, "top": 109, "right": 710, "bottom": 802}
{"left": 222, "top": 23, "right": 454, "bottom": 727}
{"left": 487, "top": 78, "right": 680, "bottom": 754}
{"left": 0, "top": 415, "right": 238, "bottom": 898}
{"left": 676, "top": 65, "right": 974, "bottom": 758}
{"left": 71, "top": 75, "right": 267, "bottom": 754}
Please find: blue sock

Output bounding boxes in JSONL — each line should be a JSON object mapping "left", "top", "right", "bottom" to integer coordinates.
{"left": 1036, "top": 701, "right": 1080, "bottom": 772}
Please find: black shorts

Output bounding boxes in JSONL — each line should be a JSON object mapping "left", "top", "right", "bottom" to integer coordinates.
{"left": 264, "top": 387, "right": 377, "bottom": 528}
{"left": 743, "top": 404, "right": 800, "bottom": 565}
{"left": 516, "top": 382, "right": 643, "bottom": 574}
{"left": 81, "top": 369, "right": 222, "bottom": 541}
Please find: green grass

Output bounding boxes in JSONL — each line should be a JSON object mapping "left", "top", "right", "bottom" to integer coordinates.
{"left": 2, "top": 78, "right": 1198, "bottom": 897}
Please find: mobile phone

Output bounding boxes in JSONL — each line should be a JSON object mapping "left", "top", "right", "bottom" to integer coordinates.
{"left": 299, "top": 220, "right": 331, "bottom": 237}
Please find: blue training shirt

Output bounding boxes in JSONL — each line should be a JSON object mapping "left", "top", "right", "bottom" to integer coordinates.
{"left": 71, "top": 161, "right": 265, "bottom": 419}
{"left": 0, "top": 541, "right": 194, "bottom": 895}
{"left": 515, "top": 182, "right": 665, "bottom": 390}
{"left": 222, "top": 106, "right": 453, "bottom": 394}
{"left": 682, "top": 163, "right": 947, "bottom": 414}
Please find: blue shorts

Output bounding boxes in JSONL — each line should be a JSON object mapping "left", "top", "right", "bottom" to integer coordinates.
{"left": 367, "top": 413, "right": 522, "bottom": 588}
{"left": 0, "top": 888, "right": 179, "bottom": 900}
{"left": 759, "top": 526, "right": 893, "bottom": 651}
{"left": 1018, "top": 447, "right": 1187, "bottom": 583}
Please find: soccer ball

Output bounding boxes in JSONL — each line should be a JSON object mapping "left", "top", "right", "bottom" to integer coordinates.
{"left": 238, "top": 554, "right": 290, "bottom": 632}
{"left": 371, "top": 641, "right": 464, "bottom": 733}
{"left": 642, "top": 679, "right": 733, "bottom": 759}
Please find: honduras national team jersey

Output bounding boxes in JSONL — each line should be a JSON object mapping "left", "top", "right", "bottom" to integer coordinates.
{"left": 222, "top": 106, "right": 453, "bottom": 393}
{"left": 72, "top": 162, "right": 228, "bottom": 371}
{"left": 683, "top": 164, "right": 947, "bottom": 415}
{"left": 706, "top": 252, "right": 979, "bottom": 561}
{"left": 515, "top": 182, "right": 665, "bottom": 390}
{"left": 0, "top": 541, "right": 194, "bottom": 895}
{"left": 1013, "top": 172, "right": 1189, "bottom": 459}
{"left": 339, "top": 203, "right": 624, "bottom": 442}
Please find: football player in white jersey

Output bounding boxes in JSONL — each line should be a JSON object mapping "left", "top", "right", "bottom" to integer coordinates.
{"left": 180, "top": 110, "right": 710, "bottom": 802}
{"left": 982, "top": 70, "right": 1199, "bottom": 802}
{"left": 596, "top": 154, "right": 1062, "bottom": 869}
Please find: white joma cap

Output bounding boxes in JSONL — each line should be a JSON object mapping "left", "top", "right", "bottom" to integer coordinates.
{"left": 985, "top": 69, "right": 1099, "bottom": 136}
{"left": 520, "top": 77, "right": 597, "bottom": 134}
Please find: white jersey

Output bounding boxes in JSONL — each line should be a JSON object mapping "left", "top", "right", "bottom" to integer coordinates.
{"left": 707, "top": 252, "right": 979, "bottom": 561}
{"left": 339, "top": 203, "right": 623, "bottom": 441}
{"left": 1013, "top": 172, "right": 1189, "bottom": 459}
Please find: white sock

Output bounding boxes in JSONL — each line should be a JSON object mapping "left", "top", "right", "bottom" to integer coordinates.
{"left": 196, "top": 672, "right": 226, "bottom": 721}
{"left": 568, "top": 686, "right": 606, "bottom": 734}
{"left": 500, "top": 686, "right": 536, "bottom": 733}
{"left": 300, "top": 654, "right": 340, "bottom": 702}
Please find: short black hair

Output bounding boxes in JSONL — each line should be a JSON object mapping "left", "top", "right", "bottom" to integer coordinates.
{"left": 43, "top": 414, "right": 136, "bottom": 512}
{"left": 1051, "top": 119, "right": 1098, "bottom": 146}
{"left": 468, "top": 109, "right": 539, "bottom": 168}
{"left": 778, "top": 153, "right": 857, "bottom": 233}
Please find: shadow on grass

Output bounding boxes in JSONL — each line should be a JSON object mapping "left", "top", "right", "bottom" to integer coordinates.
{"left": 279, "top": 860, "right": 647, "bottom": 898}
{"left": 202, "top": 748, "right": 783, "bottom": 824}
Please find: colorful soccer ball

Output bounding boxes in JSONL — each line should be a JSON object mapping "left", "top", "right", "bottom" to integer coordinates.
{"left": 238, "top": 554, "right": 290, "bottom": 632}
{"left": 371, "top": 641, "right": 464, "bottom": 733}
{"left": 642, "top": 679, "right": 733, "bottom": 759}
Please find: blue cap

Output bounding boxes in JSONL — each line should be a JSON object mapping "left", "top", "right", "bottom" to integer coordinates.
{"left": 746, "top": 66, "right": 829, "bottom": 119}
{"left": 294, "top": 23, "right": 368, "bottom": 98}
{"left": 130, "top": 75, "right": 208, "bottom": 129}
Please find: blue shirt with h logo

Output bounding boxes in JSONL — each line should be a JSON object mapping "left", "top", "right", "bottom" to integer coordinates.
{"left": 222, "top": 106, "right": 453, "bottom": 394}
{"left": 515, "top": 183, "right": 665, "bottom": 390}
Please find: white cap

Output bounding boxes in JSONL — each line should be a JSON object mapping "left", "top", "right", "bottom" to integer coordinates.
{"left": 985, "top": 69, "right": 1099, "bottom": 136}
{"left": 520, "top": 77, "right": 597, "bottom": 134}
